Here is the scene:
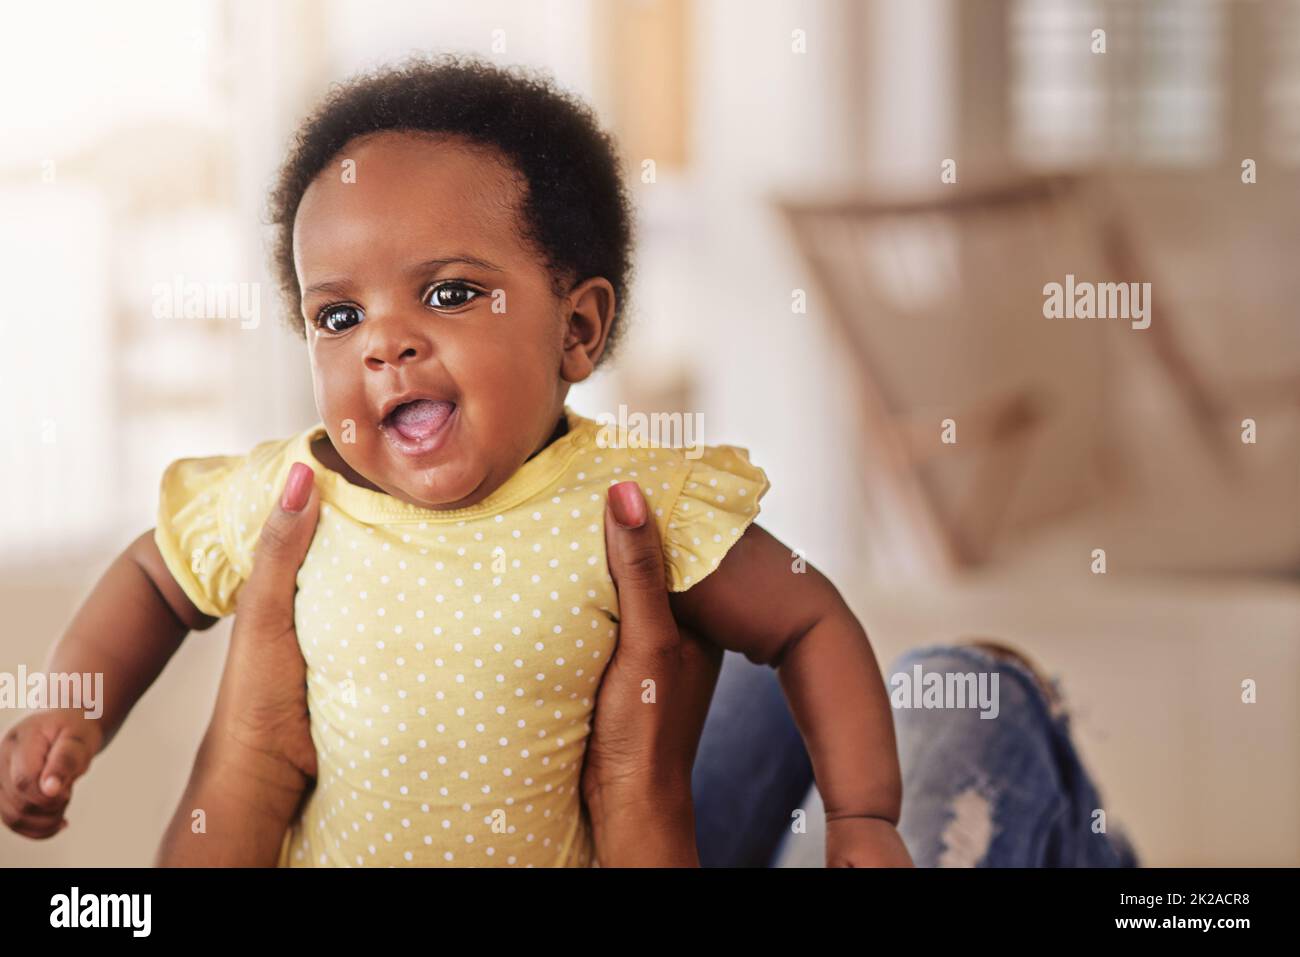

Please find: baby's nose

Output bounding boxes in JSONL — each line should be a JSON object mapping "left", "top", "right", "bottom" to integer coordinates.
{"left": 365, "top": 342, "right": 422, "bottom": 370}
{"left": 363, "top": 319, "right": 430, "bottom": 370}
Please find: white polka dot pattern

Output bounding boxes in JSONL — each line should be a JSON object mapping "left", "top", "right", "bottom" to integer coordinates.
{"left": 153, "top": 409, "right": 769, "bottom": 866}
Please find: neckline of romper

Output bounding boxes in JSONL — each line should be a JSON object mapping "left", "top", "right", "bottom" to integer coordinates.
{"left": 292, "top": 405, "right": 597, "bottom": 525}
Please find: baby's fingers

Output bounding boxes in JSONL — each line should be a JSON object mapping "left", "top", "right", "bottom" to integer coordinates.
{"left": 0, "top": 785, "right": 67, "bottom": 839}
{"left": 5, "top": 725, "right": 59, "bottom": 809}
{"left": 40, "top": 727, "right": 95, "bottom": 799}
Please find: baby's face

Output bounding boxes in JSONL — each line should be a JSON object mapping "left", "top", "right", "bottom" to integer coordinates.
{"left": 294, "top": 131, "right": 592, "bottom": 510}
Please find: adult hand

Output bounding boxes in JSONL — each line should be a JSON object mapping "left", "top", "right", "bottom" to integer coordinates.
{"left": 581, "top": 481, "right": 723, "bottom": 867}
{"left": 156, "top": 462, "right": 320, "bottom": 866}
{"left": 158, "top": 468, "right": 721, "bottom": 867}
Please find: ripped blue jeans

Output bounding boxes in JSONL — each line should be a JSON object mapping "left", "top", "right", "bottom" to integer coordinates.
{"left": 690, "top": 644, "right": 1139, "bottom": 867}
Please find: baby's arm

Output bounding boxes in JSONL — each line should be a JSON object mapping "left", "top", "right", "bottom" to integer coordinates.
{"left": 0, "top": 529, "right": 216, "bottom": 838}
{"left": 668, "top": 523, "right": 910, "bottom": 865}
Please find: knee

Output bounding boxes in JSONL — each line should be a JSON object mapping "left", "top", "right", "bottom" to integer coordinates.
{"left": 886, "top": 644, "right": 1062, "bottom": 781}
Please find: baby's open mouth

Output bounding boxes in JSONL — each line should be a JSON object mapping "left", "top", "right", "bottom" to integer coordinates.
{"left": 384, "top": 399, "right": 456, "bottom": 441}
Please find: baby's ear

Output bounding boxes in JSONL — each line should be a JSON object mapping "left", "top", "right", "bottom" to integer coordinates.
{"left": 560, "top": 277, "right": 616, "bottom": 383}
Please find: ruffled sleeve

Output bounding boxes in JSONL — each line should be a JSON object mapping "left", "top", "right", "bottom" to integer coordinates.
{"left": 154, "top": 454, "right": 246, "bottom": 619}
{"left": 660, "top": 444, "right": 770, "bottom": 592}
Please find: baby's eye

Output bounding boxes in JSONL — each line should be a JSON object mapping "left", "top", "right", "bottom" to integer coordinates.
{"left": 425, "top": 282, "right": 481, "bottom": 310}
{"left": 317, "top": 303, "right": 364, "bottom": 333}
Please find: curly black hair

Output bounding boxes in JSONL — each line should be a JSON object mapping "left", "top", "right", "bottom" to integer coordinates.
{"left": 267, "top": 53, "right": 636, "bottom": 360}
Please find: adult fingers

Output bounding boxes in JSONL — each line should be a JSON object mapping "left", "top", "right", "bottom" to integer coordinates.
{"left": 603, "top": 481, "right": 679, "bottom": 654}
{"left": 237, "top": 462, "right": 320, "bottom": 631}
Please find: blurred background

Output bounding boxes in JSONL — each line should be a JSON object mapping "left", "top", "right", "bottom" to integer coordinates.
{"left": 2, "top": 0, "right": 1297, "bottom": 866}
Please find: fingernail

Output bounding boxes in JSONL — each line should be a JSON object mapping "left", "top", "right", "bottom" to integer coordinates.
{"left": 609, "top": 481, "right": 647, "bottom": 529}
{"left": 41, "top": 774, "right": 62, "bottom": 796}
{"left": 281, "top": 462, "right": 314, "bottom": 513}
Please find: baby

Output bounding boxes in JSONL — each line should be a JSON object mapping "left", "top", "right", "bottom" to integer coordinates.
{"left": 1, "top": 56, "right": 905, "bottom": 867}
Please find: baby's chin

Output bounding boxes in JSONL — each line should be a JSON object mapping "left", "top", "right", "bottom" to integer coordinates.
{"left": 378, "top": 460, "right": 496, "bottom": 512}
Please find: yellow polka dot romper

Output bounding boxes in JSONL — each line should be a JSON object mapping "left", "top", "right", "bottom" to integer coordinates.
{"left": 154, "top": 406, "right": 769, "bottom": 867}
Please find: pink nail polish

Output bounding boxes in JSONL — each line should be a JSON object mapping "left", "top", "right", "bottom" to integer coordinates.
{"left": 610, "top": 481, "right": 647, "bottom": 528}
{"left": 281, "top": 462, "right": 314, "bottom": 512}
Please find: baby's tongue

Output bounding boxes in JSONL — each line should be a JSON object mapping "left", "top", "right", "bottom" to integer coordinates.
{"left": 389, "top": 400, "right": 454, "bottom": 440}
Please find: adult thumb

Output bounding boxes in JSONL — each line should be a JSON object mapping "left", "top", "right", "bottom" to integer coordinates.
{"left": 603, "top": 481, "right": 676, "bottom": 637}
{"left": 238, "top": 462, "right": 320, "bottom": 621}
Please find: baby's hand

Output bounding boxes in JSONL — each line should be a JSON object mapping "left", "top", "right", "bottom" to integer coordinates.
{"left": 0, "top": 710, "right": 102, "bottom": 839}
{"left": 825, "top": 815, "right": 914, "bottom": 867}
